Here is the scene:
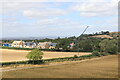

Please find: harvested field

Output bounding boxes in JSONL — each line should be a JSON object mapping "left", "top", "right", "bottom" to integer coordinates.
{"left": 2, "top": 55, "right": 118, "bottom": 78}
{"left": 0, "top": 49, "right": 91, "bottom": 62}
{"left": 92, "top": 35, "right": 113, "bottom": 39}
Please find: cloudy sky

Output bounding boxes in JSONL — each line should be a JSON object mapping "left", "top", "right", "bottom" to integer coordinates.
{"left": 0, "top": 0, "right": 118, "bottom": 38}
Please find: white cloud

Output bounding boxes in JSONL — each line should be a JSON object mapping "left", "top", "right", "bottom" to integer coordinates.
{"left": 1, "top": 2, "right": 71, "bottom": 18}
{"left": 2, "top": 17, "right": 85, "bottom": 38}
{"left": 2, "top": 0, "right": 117, "bottom": 2}
{"left": 23, "top": 8, "right": 69, "bottom": 18}
{"left": 73, "top": 0, "right": 118, "bottom": 17}
{"left": 2, "top": 0, "right": 118, "bottom": 17}
{"left": 31, "top": 17, "right": 84, "bottom": 28}
{"left": 1, "top": 0, "right": 119, "bottom": 38}
{"left": 1, "top": 2, "right": 46, "bottom": 15}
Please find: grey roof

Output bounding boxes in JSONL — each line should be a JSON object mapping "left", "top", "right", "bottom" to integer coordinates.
{"left": 33, "top": 42, "right": 39, "bottom": 45}
{"left": 25, "top": 42, "right": 36, "bottom": 46}
{"left": 49, "top": 43, "right": 57, "bottom": 47}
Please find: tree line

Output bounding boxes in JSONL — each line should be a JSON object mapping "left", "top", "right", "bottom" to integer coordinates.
{"left": 1, "top": 31, "right": 119, "bottom": 53}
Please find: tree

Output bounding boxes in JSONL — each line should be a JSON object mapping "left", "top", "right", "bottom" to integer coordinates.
{"left": 26, "top": 49, "right": 44, "bottom": 64}
{"left": 56, "top": 38, "right": 71, "bottom": 50}
{"left": 73, "top": 39, "right": 94, "bottom": 51}
{"left": 99, "top": 39, "right": 118, "bottom": 54}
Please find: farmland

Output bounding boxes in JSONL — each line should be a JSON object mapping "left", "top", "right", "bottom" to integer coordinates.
{"left": 91, "top": 35, "right": 113, "bottom": 39}
{"left": 2, "top": 55, "right": 118, "bottom": 78}
{"left": 0, "top": 49, "right": 91, "bottom": 62}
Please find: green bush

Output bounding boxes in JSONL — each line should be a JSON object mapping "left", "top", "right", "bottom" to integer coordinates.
{"left": 2, "top": 47, "right": 33, "bottom": 50}
{"left": 99, "top": 39, "right": 118, "bottom": 54}
{"left": 1, "top": 61, "right": 27, "bottom": 66}
{"left": 1, "top": 60, "right": 44, "bottom": 66}
{"left": 92, "top": 51, "right": 101, "bottom": 57}
{"left": 28, "top": 60, "right": 44, "bottom": 64}
{"left": 26, "top": 49, "right": 43, "bottom": 60}
{"left": 99, "top": 52, "right": 109, "bottom": 56}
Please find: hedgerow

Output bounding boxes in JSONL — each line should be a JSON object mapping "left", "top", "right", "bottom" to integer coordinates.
{"left": 1, "top": 53, "right": 103, "bottom": 66}
{"left": 2, "top": 47, "right": 92, "bottom": 52}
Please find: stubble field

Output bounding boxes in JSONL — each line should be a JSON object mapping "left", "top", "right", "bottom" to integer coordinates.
{"left": 2, "top": 55, "right": 118, "bottom": 78}
{"left": 0, "top": 49, "right": 91, "bottom": 62}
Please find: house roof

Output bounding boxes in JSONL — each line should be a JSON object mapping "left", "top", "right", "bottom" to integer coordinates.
{"left": 38, "top": 42, "right": 51, "bottom": 45}
{"left": 25, "top": 42, "right": 35, "bottom": 46}
{"left": 49, "top": 43, "right": 57, "bottom": 46}
{"left": 25, "top": 42, "right": 38, "bottom": 46}
{"left": 13, "top": 41, "right": 25, "bottom": 44}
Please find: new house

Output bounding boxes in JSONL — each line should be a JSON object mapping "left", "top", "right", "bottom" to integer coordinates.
{"left": 69, "top": 42, "right": 75, "bottom": 49}
{"left": 3, "top": 43, "right": 11, "bottom": 47}
{"left": 11, "top": 40, "right": 57, "bottom": 49}
{"left": 49, "top": 43, "right": 57, "bottom": 49}
{"left": 11, "top": 40, "right": 25, "bottom": 48}
{"left": 24, "top": 42, "right": 38, "bottom": 48}
{"left": 37, "top": 42, "right": 51, "bottom": 49}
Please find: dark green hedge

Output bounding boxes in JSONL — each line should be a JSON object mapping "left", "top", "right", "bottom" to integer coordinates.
{"left": 1, "top": 60, "right": 44, "bottom": 66}
{"left": 1, "top": 54, "right": 96, "bottom": 66}
{"left": 2, "top": 47, "right": 33, "bottom": 50}
{"left": 2, "top": 47, "right": 92, "bottom": 52}
{"left": 1, "top": 61, "right": 28, "bottom": 66}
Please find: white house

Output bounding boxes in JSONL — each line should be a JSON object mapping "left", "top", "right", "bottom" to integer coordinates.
{"left": 49, "top": 43, "right": 57, "bottom": 49}
{"left": 37, "top": 42, "right": 52, "bottom": 49}
{"left": 24, "top": 42, "right": 38, "bottom": 48}
{"left": 11, "top": 40, "right": 25, "bottom": 48}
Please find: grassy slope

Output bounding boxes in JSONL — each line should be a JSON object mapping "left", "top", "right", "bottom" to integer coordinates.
{"left": 2, "top": 55, "right": 118, "bottom": 78}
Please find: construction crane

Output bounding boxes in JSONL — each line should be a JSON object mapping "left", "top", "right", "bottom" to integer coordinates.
{"left": 81, "top": 26, "right": 89, "bottom": 36}
{"left": 76, "top": 26, "right": 90, "bottom": 56}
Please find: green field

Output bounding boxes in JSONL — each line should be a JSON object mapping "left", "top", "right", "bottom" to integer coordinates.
{"left": 2, "top": 55, "right": 118, "bottom": 78}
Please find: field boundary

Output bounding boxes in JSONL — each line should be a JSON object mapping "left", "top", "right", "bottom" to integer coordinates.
{"left": 1, "top": 53, "right": 112, "bottom": 67}
{"left": 2, "top": 47, "right": 93, "bottom": 52}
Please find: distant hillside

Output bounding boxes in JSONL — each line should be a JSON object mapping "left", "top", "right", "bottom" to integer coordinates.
{"left": 109, "top": 32, "right": 120, "bottom": 38}
{"left": 91, "top": 35, "right": 113, "bottom": 39}
{"left": 89, "top": 32, "right": 119, "bottom": 39}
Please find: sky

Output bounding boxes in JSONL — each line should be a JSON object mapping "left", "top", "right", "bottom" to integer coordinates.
{"left": 0, "top": 0, "right": 118, "bottom": 38}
